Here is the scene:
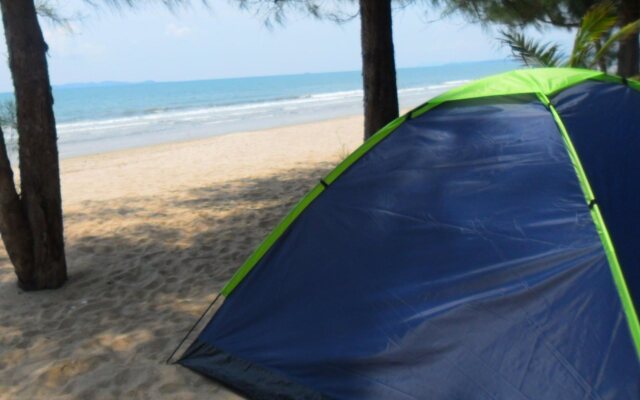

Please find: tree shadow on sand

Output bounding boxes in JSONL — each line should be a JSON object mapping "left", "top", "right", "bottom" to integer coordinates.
{"left": 0, "top": 163, "right": 334, "bottom": 399}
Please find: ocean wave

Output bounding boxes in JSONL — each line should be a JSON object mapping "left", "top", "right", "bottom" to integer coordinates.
{"left": 308, "top": 89, "right": 363, "bottom": 100}
{"left": 56, "top": 80, "right": 467, "bottom": 143}
{"left": 442, "top": 79, "right": 470, "bottom": 85}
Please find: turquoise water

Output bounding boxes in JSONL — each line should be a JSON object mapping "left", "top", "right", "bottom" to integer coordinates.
{"left": 0, "top": 59, "right": 517, "bottom": 158}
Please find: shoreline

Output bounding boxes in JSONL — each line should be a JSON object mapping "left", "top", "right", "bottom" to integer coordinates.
{"left": 38, "top": 63, "right": 497, "bottom": 161}
{"left": 58, "top": 113, "right": 367, "bottom": 202}
{"left": 58, "top": 111, "right": 365, "bottom": 163}
{"left": 54, "top": 109, "right": 366, "bottom": 161}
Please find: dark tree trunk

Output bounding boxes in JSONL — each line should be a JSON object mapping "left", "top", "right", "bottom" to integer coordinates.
{"left": 0, "top": 0, "right": 67, "bottom": 290}
{"left": 617, "top": 0, "right": 639, "bottom": 77}
{"left": 595, "top": 40, "right": 608, "bottom": 73}
{"left": 0, "top": 126, "right": 35, "bottom": 284}
{"left": 359, "top": 0, "right": 399, "bottom": 140}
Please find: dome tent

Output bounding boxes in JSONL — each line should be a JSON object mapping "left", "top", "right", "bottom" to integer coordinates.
{"left": 177, "top": 69, "right": 640, "bottom": 399}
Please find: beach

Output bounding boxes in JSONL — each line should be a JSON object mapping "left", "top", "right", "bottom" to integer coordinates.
{"left": 0, "top": 114, "right": 363, "bottom": 399}
{"left": 0, "top": 60, "right": 514, "bottom": 161}
{"left": 2, "top": 0, "right": 638, "bottom": 394}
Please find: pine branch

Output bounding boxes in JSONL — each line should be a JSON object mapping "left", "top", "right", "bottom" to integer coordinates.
{"left": 499, "top": 29, "right": 564, "bottom": 67}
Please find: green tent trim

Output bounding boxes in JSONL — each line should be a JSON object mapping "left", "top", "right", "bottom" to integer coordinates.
{"left": 219, "top": 68, "right": 640, "bottom": 358}
{"left": 537, "top": 91, "right": 640, "bottom": 359}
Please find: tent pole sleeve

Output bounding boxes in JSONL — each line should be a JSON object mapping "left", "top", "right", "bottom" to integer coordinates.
{"left": 536, "top": 92, "right": 640, "bottom": 360}
{"left": 592, "top": 74, "right": 640, "bottom": 92}
{"left": 222, "top": 113, "right": 411, "bottom": 297}
{"left": 220, "top": 71, "right": 640, "bottom": 299}
{"left": 324, "top": 114, "right": 408, "bottom": 184}
{"left": 221, "top": 183, "right": 326, "bottom": 296}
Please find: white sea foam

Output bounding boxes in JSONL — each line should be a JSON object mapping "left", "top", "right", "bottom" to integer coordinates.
{"left": 52, "top": 79, "right": 469, "bottom": 158}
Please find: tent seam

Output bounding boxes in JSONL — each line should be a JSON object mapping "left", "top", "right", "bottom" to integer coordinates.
{"left": 536, "top": 92, "right": 640, "bottom": 360}
{"left": 220, "top": 183, "right": 327, "bottom": 296}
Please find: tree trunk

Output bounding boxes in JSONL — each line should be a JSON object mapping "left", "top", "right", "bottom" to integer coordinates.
{"left": 359, "top": 0, "right": 399, "bottom": 140}
{"left": 617, "top": 0, "right": 639, "bottom": 77}
{"left": 595, "top": 39, "right": 608, "bottom": 73}
{"left": 0, "top": 0, "right": 67, "bottom": 290}
{"left": 0, "top": 126, "right": 35, "bottom": 286}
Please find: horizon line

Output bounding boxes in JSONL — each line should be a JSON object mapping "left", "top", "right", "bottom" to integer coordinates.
{"left": 0, "top": 58, "right": 512, "bottom": 95}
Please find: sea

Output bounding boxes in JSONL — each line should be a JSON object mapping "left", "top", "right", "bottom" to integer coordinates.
{"left": 0, "top": 59, "right": 517, "bottom": 159}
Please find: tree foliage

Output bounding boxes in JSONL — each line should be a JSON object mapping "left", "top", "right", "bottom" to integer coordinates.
{"left": 35, "top": 0, "right": 73, "bottom": 27}
{"left": 234, "top": 0, "right": 424, "bottom": 27}
{"left": 433, "top": 0, "right": 598, "bottom": 29}
{"left": 435, "top": 0, "right": 639, "bottom": 76}
{"left": 499, "top": 31, "right": 564, "bottom": 67}
{"left": 500, "top": 1, "right": 640, "bottom": 70}
{"left": 235, "top": 0, "right": 355, "bottom": 26}
{"left": 84, "top": 0, "right": 198, "bottom": 10}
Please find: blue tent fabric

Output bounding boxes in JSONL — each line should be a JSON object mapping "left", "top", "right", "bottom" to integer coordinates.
{"left": 179, "top": 93, "right": 640, "bottom": 399}
{"left": 552, "top": 81, "right": 640, "bottom": 311}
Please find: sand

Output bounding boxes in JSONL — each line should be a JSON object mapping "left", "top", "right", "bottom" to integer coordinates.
{"left": 0, "top": 115, "right": 364, "bottom": 399}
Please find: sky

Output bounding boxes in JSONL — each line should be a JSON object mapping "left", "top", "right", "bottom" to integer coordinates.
{"left": 0, "top": 1, "right": 576, "bottom": 92}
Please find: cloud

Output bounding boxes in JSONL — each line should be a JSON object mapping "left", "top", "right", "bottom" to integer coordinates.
{"left": 165, "top": 23, "right": 192, "bottom": 38}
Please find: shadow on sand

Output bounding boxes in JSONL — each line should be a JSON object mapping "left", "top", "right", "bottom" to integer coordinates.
{"left": 0, "top": 163, "right": 334, "bottom": 399}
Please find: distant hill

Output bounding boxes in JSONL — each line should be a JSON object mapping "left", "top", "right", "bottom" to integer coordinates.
{"left": 54, "top": 80, "right": 157, "bottom": 89}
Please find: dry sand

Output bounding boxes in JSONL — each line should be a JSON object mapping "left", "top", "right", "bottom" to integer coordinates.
{"left": 0, "top": 115, "right": 363, "bottom": 399}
